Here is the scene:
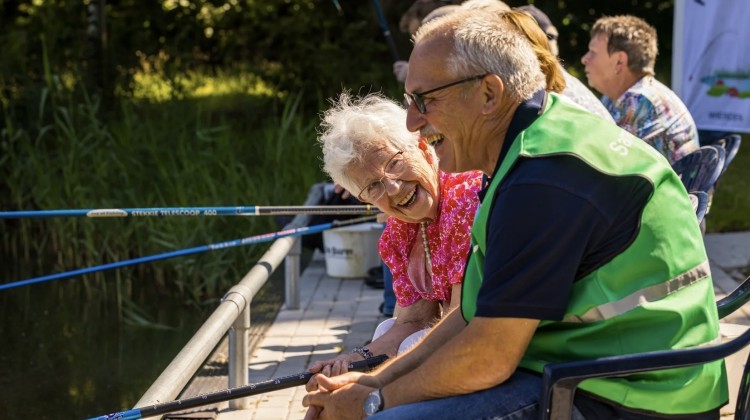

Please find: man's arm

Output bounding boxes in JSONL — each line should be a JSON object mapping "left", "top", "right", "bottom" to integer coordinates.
{"left": 381, "top": 316, "right": 539, "bottom": 407}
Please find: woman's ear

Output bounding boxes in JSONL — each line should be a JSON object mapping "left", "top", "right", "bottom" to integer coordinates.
{"left": 482, "top": 74, "right": 504, "bottom": 114}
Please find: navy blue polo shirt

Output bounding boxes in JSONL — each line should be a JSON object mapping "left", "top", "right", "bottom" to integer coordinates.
{"left": 476, "top": 90, "right": 651, "bottom": 321}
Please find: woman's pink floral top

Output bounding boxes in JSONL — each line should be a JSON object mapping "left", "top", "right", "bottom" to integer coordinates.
{"left": 379, "top": 170, "right": 482, "bottom": 308}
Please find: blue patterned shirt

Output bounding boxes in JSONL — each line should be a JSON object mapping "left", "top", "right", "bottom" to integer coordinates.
{"left": 602, "top": 76, "right": 699, "bottom": 164}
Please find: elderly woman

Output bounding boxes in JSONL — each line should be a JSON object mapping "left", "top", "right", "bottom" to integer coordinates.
{"left": 307, "top": 92, "right": 481, "bottom": 377}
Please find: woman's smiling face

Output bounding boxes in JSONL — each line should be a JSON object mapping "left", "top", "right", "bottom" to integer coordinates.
{"left": 347, "top": 144, "right": 439, "bottom": 224}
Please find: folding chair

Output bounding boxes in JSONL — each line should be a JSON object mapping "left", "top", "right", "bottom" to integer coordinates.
{"left": 715, "top": 134, "right": 742, "bottom": 179}
{"left": 671, "top": 145, "right": 726, "bottom": 193}
{"left": 718, "top": 275, "right": 750, "bottom": 319}
{"left": 688, "top": 191, "right": 709, "bottom": 225}
{"left": 539, "top": 276, "right": 750, "bottom": 420}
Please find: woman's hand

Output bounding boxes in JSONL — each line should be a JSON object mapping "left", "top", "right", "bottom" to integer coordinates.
{"left": 306, "top": 353, "right": 362, "bottom": 391}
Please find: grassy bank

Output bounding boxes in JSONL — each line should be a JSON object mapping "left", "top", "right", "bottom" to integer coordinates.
{"left": 706, "top": 134, "right": 750, "bottom": 233}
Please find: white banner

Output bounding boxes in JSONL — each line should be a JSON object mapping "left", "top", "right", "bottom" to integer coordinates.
{"left": 674, "top": 0, "right": 750, "bottom": 132}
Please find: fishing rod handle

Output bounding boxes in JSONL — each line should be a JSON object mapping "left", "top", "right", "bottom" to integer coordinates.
{"left": 350, "top": 353, "right": 389, "bottom": 371}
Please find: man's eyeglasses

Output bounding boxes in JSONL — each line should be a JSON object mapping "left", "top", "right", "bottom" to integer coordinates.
{"left": 357, "top": 150, "right": 407, "bottom": 203}
{"left": 404, "top": 74, "right": 488, "bottom": 114}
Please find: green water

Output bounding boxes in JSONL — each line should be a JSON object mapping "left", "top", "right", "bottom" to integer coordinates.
{"left": 0, "top": 266, "right": 285, "bottom": 419}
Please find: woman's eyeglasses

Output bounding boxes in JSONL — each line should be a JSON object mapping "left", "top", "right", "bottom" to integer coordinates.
{"left": 357, "top": 151, "right": 407, "bottom": 203}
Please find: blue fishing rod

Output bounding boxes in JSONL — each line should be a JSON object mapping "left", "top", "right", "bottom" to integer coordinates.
{"left": 86, "top": 354, "right": 387, "bottom": 419}
{"left": 0, "top": 215, "right": 378, "bottom": 292}
{"left": 0, "top": 205, "right": 378, "bottom": 219}
{"left": 370, "top": 0, "right": 400, "bottom": 62}
{"left": 331, "top": 0, "right": 342, "bottom": 14}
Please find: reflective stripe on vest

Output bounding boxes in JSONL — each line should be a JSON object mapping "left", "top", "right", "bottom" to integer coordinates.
{"left": 563, "top": 260, "right": 711, "bottom": 323}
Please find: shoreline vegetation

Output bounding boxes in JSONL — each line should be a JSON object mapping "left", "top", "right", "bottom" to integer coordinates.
{"left": 1, "top": 71, "right": 323, "bottom": 302}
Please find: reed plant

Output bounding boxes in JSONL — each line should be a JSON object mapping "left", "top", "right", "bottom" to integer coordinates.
{"left": 1, "top": 69, "right": 324, "bottom": 307}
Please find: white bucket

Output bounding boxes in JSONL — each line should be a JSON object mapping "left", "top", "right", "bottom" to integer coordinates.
{"left": 322, "top": 222, "right": 383, "bottom": 278}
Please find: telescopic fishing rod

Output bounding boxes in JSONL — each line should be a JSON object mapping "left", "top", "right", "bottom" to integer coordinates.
{"left": 371, "top": 0, "right": 400, "bottom": 62}
{"left": 86, "top": 354, "right": 388, "bottom": 420}
{"left": 0, "top": 205, "right": 379, "bottom": 220}
{"left": 331, "top": 0, "right": 342, "bottom": 14}
{"left": 0, "top": 215, "right": 378, "bottom": 292}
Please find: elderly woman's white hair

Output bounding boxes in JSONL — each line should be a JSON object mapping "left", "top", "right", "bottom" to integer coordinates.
{"left": 318, "top": 92, "right": 421, "bottom": 194}
{"left": 414, "top": 9, "right": 545, "bottom": 102}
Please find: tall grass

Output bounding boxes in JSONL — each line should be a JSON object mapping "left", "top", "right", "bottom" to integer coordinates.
{"left": 0, "top": 70, "right": 324, "bottom": 305}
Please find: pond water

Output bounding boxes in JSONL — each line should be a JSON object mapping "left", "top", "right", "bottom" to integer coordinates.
{"left": 0, "top": 263, "right": 285, "bottom": 419}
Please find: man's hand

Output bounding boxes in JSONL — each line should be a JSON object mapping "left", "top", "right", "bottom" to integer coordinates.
{"left": 303, "top": 373, "right": 377, "bottom": 420}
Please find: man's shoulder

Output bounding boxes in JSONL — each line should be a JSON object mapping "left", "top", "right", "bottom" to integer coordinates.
{"left": 626, "top": 76, "right": 686, "bottom": 110}
{"left": 502, "top": 155, "right": 610, "bottom": 192}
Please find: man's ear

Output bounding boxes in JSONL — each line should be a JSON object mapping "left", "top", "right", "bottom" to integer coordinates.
{"left": 482, "top": 74, "right": 504, "bottom": 114}
{"left": 616, "top": 51, "right": 628, "bottom": 74}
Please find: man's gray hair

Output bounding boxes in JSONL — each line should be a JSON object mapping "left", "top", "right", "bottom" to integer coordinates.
{"left": 318, "top": 92, "right": 420, "bottom": 194}
{"left": 414, "top": 9, "right": 545, "bottom": 102}
{"left": 460, "top": 0, "right": 510, "bottom": 13}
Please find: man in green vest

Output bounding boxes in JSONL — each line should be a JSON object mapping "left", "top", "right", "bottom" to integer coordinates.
{"left": 303, "top": 9, "right": 726, "bottom": 420}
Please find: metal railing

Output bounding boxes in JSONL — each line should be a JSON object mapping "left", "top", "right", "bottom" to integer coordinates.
{"left": 134, "top": 183, "right": 325, "bottom": 417}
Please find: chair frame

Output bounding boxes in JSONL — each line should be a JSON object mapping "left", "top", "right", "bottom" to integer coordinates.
{"left": 689, "top": 191, "right": 710, "bottom": 225}
{"left": 539, "top": 276, "right": 750, "bottom": 420}
{"left": 715, "top": 134, "right": 742, "bottom": 178}
{"left": 671, "top": 145, "right": 726, "bottom": 193}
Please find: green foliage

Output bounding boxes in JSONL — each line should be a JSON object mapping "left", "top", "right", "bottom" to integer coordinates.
{"left": 0, "top": 1, "right": 406, "bottom": 110}
{"left": 518, "top": 0, "right": 676, "bottom": 81}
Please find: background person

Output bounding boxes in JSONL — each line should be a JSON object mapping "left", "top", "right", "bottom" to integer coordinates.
{"left": 307, "top": 92, "right": 481, "bottom": 378}
{"left": 304, "top": 9, "right": 725, "bottom": 420}
{"left": 582, "top": 14, "right": 699, "bottom": 164}
{"left": 515, "top": 5, "right": 613, "bottom": 121}
{"left": 516, "top": 4, "right": 558, "bottom": 56}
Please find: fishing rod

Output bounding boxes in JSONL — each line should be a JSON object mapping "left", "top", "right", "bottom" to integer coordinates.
{"left": 0, "top": 215, "right": 378, "bottom": 292}
{"left": 86, "top": 354, "right": 388, "bottom": 420}
{"left": 371, "top": 0, "right": 400, "bottom": 62}
{"left": 331, "top": 0, "right": 342, "bottom": 14}
{"left": 0, "top": 205, "right": 379, "bottom": 220}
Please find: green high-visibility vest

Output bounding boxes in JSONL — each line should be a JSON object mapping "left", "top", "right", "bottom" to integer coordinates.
{"left": 462, "top": 93, "right": 727, "bottom": 415}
